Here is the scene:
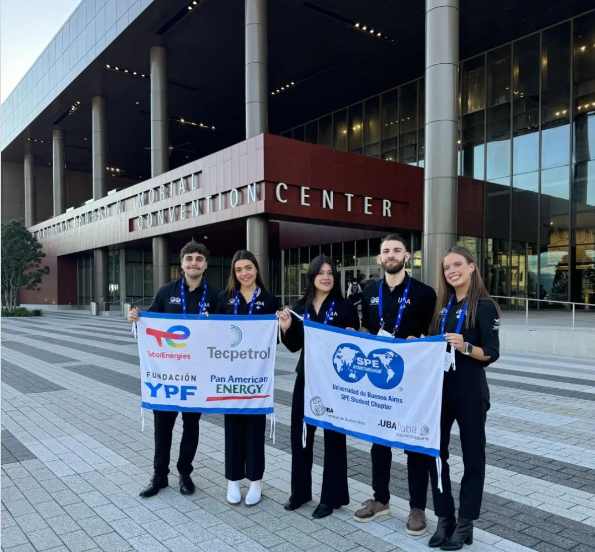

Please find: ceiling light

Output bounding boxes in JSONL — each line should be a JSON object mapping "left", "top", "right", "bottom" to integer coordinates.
{"left": 580, "top": 45, "right": 586, "bottom": 52}
{"left": 355, "top": 23, "right": 360, "bottom": 27}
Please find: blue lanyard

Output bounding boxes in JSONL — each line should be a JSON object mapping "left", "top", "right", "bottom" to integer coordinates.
{"left": 180, "top": 278, "right": 208, "bottom": 315}
{"left": 304, "top": 299, "right": 336, "bottom": 324}
{"left": 441, "top": 294, "right": 468, "bottom": 334}
{"left": 378, "top": 275, "right": 411, "bottom": 335}
{"left": 234, "top": 287, "right": 259, "bottom": 315}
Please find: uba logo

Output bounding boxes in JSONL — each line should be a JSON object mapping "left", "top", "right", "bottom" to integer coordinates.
{"left": 146, "top": 325, "right": 190, "bottom": 348}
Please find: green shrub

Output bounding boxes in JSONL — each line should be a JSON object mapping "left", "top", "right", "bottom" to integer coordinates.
{"left": 1, "top": 307, "right": 42, "bottom": 317}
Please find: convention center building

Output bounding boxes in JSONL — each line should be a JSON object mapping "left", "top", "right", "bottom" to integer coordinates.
{"left": 1, "top": 0, "right": 594, "bottom": 310}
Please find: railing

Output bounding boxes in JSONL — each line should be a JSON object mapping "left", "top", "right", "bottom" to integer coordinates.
{"left": 492, "top": 296, "right": 593, "bottom": 329}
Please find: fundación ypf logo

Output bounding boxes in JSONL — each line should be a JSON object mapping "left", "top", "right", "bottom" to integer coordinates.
{"left": 332, "top": 344, "right": 404, "bottom": 389}
{"left": 146, "top": 325, "right": 191, "bottom": 348}
{"left": 230, "top": 325, "right": 243, "bottom": 348}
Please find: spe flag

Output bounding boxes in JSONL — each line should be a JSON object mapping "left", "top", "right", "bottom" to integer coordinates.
{"left": 138, "top": 313, "right": 277, "bottom": 414}
{"left": 304, "top": 320, "right": 446, "bottom": 457}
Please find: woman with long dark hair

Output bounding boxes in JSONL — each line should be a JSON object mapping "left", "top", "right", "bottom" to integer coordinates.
{"left": 428, "top": 246, "right": 501, "bottom": 551}
{"left": 278, "top": 255, "right": 360, "bottom": 519}
{"left": 215, "top": 250, "right": 280, "bottom": 506}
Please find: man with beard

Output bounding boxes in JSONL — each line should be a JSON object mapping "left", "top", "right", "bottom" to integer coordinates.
{"left": 353, "top": 234, "right": 437, "bottom": 538}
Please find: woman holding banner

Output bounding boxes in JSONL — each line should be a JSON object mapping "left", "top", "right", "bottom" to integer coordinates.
{"left": 216, "top": 250, "right": 280, "bottom": 506}
{"left": 278, "top": 255, "right": 360, "bottom": 519}
{"left": 428, "top": 246, "right": 500, "bottom": 551}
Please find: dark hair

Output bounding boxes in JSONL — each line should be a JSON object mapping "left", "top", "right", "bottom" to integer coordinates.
{"left": 380, "top": 233, "right": 408, "bottom": 252}
{"left": 180, "top": 240, "right": 209, "bottom": 262}
{"left": 301, "top": 255, "right": 343, "bottom": 307}
{"left": 431, "top": 245, "right": 501, "bottom": 332}
{"left": 225, "top": 250, "right": 267, "bottom": 294}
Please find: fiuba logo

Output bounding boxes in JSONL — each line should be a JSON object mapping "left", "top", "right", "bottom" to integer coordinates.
{"left": 146, "top": 325, "right": 190, "bottom": 348}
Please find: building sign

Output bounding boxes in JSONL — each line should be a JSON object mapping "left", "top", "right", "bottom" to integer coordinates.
{"left": 35, "top": 174, "right": 396, "bottom": 239}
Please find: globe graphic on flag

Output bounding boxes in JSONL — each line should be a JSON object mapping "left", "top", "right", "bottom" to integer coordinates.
{"left": 332, "top": 344, "right": 366, "bottom": 383}
{"left": 366, "top": 348, "right": 404, "bottom": 389}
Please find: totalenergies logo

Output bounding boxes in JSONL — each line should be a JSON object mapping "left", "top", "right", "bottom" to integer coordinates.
{"left": 146, "top": 325, "right": 190, "bottom": 348}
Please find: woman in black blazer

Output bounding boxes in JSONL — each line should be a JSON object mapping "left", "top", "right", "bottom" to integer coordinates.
{"left": 216, "top": 250, "right": 280, "bottom": 507}
{"left": 278, "top": 255, "right": 359, "bottom": 519}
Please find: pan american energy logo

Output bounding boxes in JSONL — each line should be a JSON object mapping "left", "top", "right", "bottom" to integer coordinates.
{"left": 332, "top": 344, "right": 404, "bottom": 390}
{"left": 146, "top": 325, "right": 190, "bottom": 348}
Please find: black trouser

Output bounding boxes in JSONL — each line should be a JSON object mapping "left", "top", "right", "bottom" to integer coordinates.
{"left": 371, "top": 444, "right": 429, "bottom": 508}
{"left": 224, "top": 413, "right": 266, "bottom": 481}
{"left": 290, "top": 373, "right": 349, "bottom": 507}
{"left": 154, "top": 410, "right": 201, "bottom": 477}
{"left": 429, "top": 366, "right": 490, "bottom": 520}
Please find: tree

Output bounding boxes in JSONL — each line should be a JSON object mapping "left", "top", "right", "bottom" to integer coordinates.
{"left": 1, "top": 219, "right": 50, "bottom": 313}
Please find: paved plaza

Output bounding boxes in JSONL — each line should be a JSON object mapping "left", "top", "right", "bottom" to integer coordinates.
{"left": 2, "top": 312, "right": 595, "bottom": 552}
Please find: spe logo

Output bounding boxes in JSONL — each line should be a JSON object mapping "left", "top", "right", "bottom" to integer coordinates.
{"left": 146, "top": 325, "right": 190, "bottom": 348}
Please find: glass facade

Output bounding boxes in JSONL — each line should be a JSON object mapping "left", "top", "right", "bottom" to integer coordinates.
{"left": 279, "top": 11, "right": 595, "bottom": 306}
{"left": 1, "top": 0, "right": 154, "bottom": 150}
{"left": 281, "top": 234, "right": 422, "bottom": 306}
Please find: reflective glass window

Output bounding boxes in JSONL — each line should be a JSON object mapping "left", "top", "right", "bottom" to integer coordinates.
{"left": 292, "top": 126, "right": 304, "bottom": 141}
{"left": 305, "top": 121, "right": 318, "bottom": 144}
{"left": 572, "top": 11, "right": 595, "bottom": 304}
{"left": 348, "top": 103, "right": 363, "bottom": 154}
{"left": 364, "top": 96, "right": 380, "bottom": 157}
{"left": 333, "top": 109, "right": 348, "bottom": 151}
{"left": 485, "top": 46, "right": 512, "bottom": 257}
{"left": 399, "top": 82, "right": 417, "bottom": 165}
{"left": 540, "top": 23, "right": 571, "bottom": 302}
{"left": 511, "top": 34, "right": 540, "bottom": 280}
{"left": 319, "top": 115, "right": 332, "bottom": 147}
{"left": 461, "top": 57, "right": 485, "bottom": 179}
{"left": 381, "top": 89, "right": 398, "bottom": 162}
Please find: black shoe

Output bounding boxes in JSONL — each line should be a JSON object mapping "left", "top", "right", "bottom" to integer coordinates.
{"left": 428, "top": 515, "right": 456, "bottom": 548}
{"left": 284, "top": 496, "right": 310, "bottom": 511}
{"left": 139, "top": 475, "right": 168, "bottom": 498}
{"left": 312, "top": 503, "right": 334, "bottom": 519}
{"left": 179, "top": 474, "right": 195, "bottom": 495}
{"left": 440, "top": 518, "right": 473, "bottom": 551}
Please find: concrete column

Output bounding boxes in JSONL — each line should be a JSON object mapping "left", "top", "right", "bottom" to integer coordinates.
{"left": 245, "top": 0, "right": 268, "bottom": 138}
{"left": 245, "top": 0, "right": 269, "bottom": 286}
{"left": 150, "top": 46, "right": 169, "bottom": 177}
{"left": 152, "top": 236, "right": 170, "bottom": 293}
{"left": 52, "top": 129, "right": 66, "bottom": 216}
{"left": 119, "top": 249, "right": 127, "bottom": 304}
{"left": 24, "top": 142, "right": 36, "bottom": 227}
{"left": 93, "top": 248, "right": 109, "bottom": 310}
{"left": 247, "top": 216, "right": 269, "bottom": 286}
{"left": 422, "top": 0, "right": 459, "bottom": 289}
{"left": 92, "top": 96, "right": 107, "bottom": 200}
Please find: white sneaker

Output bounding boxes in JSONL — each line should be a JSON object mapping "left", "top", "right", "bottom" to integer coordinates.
{"left": 245, "top": 480, "right": 262, "bottom": 506}
{"left": 227, "top": 480, "right": 241, "bottom": 504}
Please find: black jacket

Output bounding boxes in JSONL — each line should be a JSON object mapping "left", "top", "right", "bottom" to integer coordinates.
{"left": 442, "top": 298, "right": 500, "bottom": 369}
{"left": 282, "top": 296, "right": 360, "bottom": 375}
{"left": 215, "top": 288, "right": 280, "bottom": 315}
{"left": 361, "top": 274, "right": 436, "bottom": 338}
{"left": 148, "top": 278, "right": 220, "bottom": 315}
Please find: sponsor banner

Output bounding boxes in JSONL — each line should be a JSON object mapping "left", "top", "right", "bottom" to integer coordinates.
{"left": 304, "top": 321, "right": 446, "bottom": 457}
{"left": 138, "top": 312, "right": 277, "bottom": 414}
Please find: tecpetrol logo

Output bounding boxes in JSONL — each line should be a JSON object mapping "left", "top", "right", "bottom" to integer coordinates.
{"left": 146, "top": 325, "right": 190, "bottom": 348}
{"left": 230, "top": 325, "right": 243, "bottom": 347}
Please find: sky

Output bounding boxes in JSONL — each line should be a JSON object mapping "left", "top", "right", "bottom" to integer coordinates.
{"left": 1, "top": 0, "right": 81, "bottom": 103}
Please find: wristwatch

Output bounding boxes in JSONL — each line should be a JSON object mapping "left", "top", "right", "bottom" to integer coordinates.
{"left": 463, "top": 342, "right": 473, "bottom": 355}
